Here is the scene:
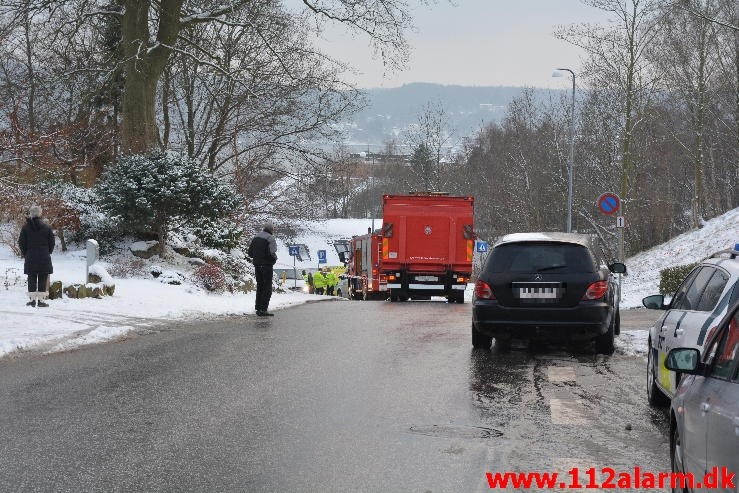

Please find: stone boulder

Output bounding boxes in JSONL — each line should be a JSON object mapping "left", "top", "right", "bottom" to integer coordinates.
{"left": 130, "top": 240, "right": 160, "bottom": 259}
{"left": 64, "top": 284, "right": 82, "bottom": 299}
{"left": 49, "top": 281, "right": 63, "bottom": 300}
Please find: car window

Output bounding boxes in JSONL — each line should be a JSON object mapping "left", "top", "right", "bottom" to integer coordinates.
{"left": 673, "top": 266, "right": 714, "bottom": 311}
{"left": 709, "top": 310, "right": 739, "bottom": 380}
{"left": 670, "top": 267, "right": 701, "bottom": 309}
{"left": 486, "top": 243, "right": 596, "bottom": 273}
{"left": 697, "top": 269, "right": 730, "bottom": 312}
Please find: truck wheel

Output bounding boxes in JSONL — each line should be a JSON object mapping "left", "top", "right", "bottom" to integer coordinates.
{"left": 472, "top": 324, "right": 492, "bottom": 349}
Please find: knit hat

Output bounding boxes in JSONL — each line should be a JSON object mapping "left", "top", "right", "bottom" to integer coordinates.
{"left": 28, "top": 205, "right": 42, "bottom": 218}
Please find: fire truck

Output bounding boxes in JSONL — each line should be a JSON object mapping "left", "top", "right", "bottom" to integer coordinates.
{"left": 380, "top": 193, "right": 474, "bottom": 303}
{"left": 334, "top": 232, "right": 387, "bottom": 300}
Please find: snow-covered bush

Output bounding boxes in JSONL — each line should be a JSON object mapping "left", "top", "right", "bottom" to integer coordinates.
{"left": 194, "top": 263, "right": 227, "bottom": 292}
{"left": 191, "top": 219, "right": 245, "bottom": 251}
{"left": 95, "top": 152, "right": 243, "bottom": 253}
{"left": 106, "top": 256, "right": 146, "bottom": 279}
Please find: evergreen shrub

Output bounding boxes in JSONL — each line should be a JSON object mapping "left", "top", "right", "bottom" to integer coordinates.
{"left": 659, "top": 263, "right": 699, "bottom": 295}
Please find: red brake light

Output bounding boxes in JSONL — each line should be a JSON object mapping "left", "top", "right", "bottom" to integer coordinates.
{"left": 474, "top": 280, "right": 495, "bottom": 300}
{"left": 582, "top": 281, "right": 608, "bottom": 300}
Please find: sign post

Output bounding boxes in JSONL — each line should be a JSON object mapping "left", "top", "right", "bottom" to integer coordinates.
{"left": 596, "top": 192, "right": 624, "bottom": 302}
{"left": 288, "top": 245, "right": 300, "bottom": 288}
{"left": 317, "top": 249, "right": 327, "bottom": 268}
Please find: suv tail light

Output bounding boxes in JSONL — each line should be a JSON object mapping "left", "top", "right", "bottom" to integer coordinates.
{"left": 474, "top": 280, "right": 495, "bottom": 300}
{"left": 582, "top": 281, "right": 608, "bottom": 300}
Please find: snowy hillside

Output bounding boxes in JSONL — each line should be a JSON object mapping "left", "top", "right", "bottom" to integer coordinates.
{"left": 621, "top": 207, "right": 739, "bottom": 308}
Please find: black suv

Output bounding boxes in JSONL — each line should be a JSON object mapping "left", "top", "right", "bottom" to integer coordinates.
{"left": 472, "top": 233, "right": 626, "bottom": 353}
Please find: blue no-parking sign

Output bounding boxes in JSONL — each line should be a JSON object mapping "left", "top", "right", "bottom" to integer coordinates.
{"left": 476, "top": 241, "right": 489, "bottom": 253}
{"left": 317, "top": 250, "right": 327, "bottom": 264}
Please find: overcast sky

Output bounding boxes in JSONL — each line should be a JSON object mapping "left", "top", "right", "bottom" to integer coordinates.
{"left": 311, "top": 0, "right": 612, "bottom": 89}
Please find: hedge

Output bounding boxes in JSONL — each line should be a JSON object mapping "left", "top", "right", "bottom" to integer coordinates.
{"left": 658, "top": 263, "right": 698, "bottom": 295}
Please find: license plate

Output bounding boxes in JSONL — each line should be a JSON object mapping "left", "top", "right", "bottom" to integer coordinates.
{"left": 415, "top": 275, "right": 438, "bottom": 282}
{"left": 517, "top": 287, "right": 561, "bottom": 299}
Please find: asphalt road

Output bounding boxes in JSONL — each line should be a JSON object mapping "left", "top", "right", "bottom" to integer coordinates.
{"left": 0, "top": 301, "right": 669, "bottom": 492}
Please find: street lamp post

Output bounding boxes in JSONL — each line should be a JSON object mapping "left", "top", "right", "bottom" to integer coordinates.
{"left": 552, "top": 68, "right": 576, "bottom": 233}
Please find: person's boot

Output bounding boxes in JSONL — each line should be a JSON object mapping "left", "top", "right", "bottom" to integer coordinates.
{"left": 26, "top": 293, "right": 36, "bottom": 307}
{"left": 36, "top": 292, "right": 49, "bottom": 308}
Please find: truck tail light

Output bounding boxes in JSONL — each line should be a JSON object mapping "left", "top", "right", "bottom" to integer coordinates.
{"left": 457, "top": 276, "right": 468, "bottom": 283}
{"left": 387, "top": 274, "right": 396, "bottom": 281}
{"left": 474, "top": 280, "right": 495, "bottom": 300}
{"left": 582, "top": 281, "right": 608, "bottom": 300}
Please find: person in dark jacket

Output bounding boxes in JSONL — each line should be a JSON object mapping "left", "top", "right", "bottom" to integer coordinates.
{"left": 18, "top": 205, "right": 55, "bottom": 307}
{"left": 248, "top": 223, "right": 277, "bottom": 316}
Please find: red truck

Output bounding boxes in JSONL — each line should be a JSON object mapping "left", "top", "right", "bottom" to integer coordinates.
{"left": 335, "top": 232, "right": 387, "bottom": 300}
{"left": 381, "top": 193, "right": 474, "bottom": 303}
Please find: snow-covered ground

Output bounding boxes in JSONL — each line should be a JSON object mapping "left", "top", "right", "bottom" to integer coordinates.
{"left": 0, "top": 243, "right": 328, "bottom": 359}
{"left": 1, "top": 207, "right": 736, "bottom": 360}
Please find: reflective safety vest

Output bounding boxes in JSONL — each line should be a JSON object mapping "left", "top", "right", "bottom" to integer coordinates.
{"left": 325, "top": 272, "right": 337, "bottom": 287}
{"left": 312, "top": 272, "right": 326, "bottom": 288}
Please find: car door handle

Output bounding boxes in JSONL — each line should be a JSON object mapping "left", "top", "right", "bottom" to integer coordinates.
{"left": 701, "top": 402, "right": 711, "bottom": 412}
{"left": 675, "top": 328, "right": 684, "bottom": 336}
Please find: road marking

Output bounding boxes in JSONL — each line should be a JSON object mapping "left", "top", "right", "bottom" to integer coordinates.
{"left": 549, "top": 398, "right": 588, "bottom": 425}
{"left": 547, "top": 366, "right": 576, "bottom": 382}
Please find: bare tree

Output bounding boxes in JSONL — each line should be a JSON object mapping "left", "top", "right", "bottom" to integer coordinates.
{"left": 403, "top": 101, "right": 454, "bottom": 192}
{"left": 1, "top": 0, "right": 422, "bottom": 154}
{"left": 556, "top": 0, "right": 664, "bottom": 215}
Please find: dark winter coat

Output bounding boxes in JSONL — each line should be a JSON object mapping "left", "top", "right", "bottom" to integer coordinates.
{"left": 248, "top": 230, "right": 277, "bottom": 266}
{"left": 18, "top": 218, "right": 55, "bottom": 275}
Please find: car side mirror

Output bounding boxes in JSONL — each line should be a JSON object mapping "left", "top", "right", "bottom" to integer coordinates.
{"left": 665, "top": 348, "right": 704, "bottom": 375}
{"left": 608, "top": 262, "right": 627, "bottom": 274}
{"left": 642, "top": 294, "right": 667, "bottom": 310}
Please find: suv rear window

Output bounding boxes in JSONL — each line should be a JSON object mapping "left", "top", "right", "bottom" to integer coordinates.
{"left": 485, "top": 243, "right": 597, "bottom": 274}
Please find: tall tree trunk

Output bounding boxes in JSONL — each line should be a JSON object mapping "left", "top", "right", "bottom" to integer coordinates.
{"left": 120, "top": 0, "right": 183, "bottom": 154}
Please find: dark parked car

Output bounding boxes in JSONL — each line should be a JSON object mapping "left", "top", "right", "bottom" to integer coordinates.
{"left": 472, "top": 233, "right": 626, "bottom": 354}
{"left": 666, "top": 300, "right": 739, "bottom": 492}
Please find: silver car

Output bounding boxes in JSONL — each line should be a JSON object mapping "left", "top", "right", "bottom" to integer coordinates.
{"left": 666, "top": 300, "right": 739, "bottom": 492}
{"left": 643, "top": 247, "right": 739, "bottom": 406}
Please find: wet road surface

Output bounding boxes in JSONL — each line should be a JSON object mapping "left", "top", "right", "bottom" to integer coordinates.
{"left": 0, "top": 301, "right": 669, "bottom": 492}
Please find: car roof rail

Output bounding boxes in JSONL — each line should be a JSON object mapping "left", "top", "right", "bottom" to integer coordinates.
{"left": 709, "top": 247, "right": 739, "bottom": 260}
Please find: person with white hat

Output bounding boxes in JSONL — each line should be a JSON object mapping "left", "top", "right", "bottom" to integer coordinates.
{"left": 18, "top": 205, "right": 55, "bottom": 307}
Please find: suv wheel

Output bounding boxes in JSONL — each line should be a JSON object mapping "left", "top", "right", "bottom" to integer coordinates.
{"left": 495, "top": 336, "right": 511, "bottom": 351}
{"left": 471, "top": 324, "right": 492, "bottom": 349}
{"left": 614, "top": 310, "right": 621, "bottom": 335}
{"left": 647, "top": 343, "right": 669, "bottom": 407}
{"left": 595, "top": 315, "right": 615, "bottom": 354}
